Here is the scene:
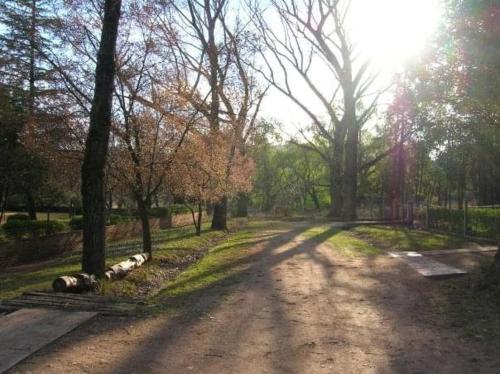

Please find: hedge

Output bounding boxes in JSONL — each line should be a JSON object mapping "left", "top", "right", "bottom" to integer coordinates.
{"left": 6, "top": 214, "right": 31, "bottom": 222}
{"left": 428, "top": 207, "right": 500, "bottom": 240}
{"left": 3, "top": 219, "right": 66, "bottom": 239}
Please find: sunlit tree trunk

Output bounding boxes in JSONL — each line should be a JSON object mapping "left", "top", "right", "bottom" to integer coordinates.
{"left": 81, "top": 0, "right": 121, "bottom": 277}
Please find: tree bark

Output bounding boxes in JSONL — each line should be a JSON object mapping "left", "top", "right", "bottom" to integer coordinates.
{"left": 235, "top": 193, "right": 249, "bottom": 217}
{"left": 342, "top": 126, "right": 358, "bottom": 220}
{"left": 137, "top": 198, "right": 152, "bottom": 255}
{"left": 211, "top": 197, "right": 227, "bottom": 230}
{"left": 80, "top": 0, "right": 121, "bottom": 278}
{"left": 25, "top": 189, "right": 37, "bottom": 220}
{"left": 196, "top": 202, "right": 203, "bottom": 236}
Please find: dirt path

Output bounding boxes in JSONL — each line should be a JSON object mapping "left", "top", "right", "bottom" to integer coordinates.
{"left": 10, "top": 223, "right": 500, "bottom": 373}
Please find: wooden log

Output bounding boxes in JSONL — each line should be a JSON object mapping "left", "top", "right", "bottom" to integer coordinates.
{"left": 52, "top": 273, "right": 97, "bottom": 293}
{"left": 105, "top": 253, "right": 149, "bottom": 280}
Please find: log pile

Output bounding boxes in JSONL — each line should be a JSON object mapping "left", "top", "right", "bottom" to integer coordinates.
{"left": 52, "top": 253, "right": 150, "bottom": 293}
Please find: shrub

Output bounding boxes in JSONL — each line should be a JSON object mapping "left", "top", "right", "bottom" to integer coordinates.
{"left": 149, "top": 207, "right": 170, "bottom": 218}
{"left": 6, "top": 214, "right": 31, "bottom": 222}
{"left": 169, "top": 204, "right": 191, "bottom": 215}
{"left": 69, "top": 215, "right": 83, "bottom": 230}
{"left": 107, "top": 214, "right": 133, "bottom": 226}
{"left": 3, "top": 219, "right": 65, "bottom": 239}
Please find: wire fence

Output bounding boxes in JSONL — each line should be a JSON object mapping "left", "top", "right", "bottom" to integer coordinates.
{"left": 422, "top": 203, "right": 500, "bottom": 241}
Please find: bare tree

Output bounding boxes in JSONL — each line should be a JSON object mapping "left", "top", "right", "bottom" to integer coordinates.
{"left": 252, "top": 0, "right": 381, "bottom": 219}
{"left": 150, "top": 0, "right": 265, "bottom": 227}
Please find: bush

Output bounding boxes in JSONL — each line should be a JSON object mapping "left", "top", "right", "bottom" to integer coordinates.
{"left": 149, "top": 207, "right": 170, "bottom": 218}
{"left": 107, "top": 213, "right": 133, "bottom": 226}
{"left": 6, "top": 214, "right": 31, "bottom": 222}
{"left": 69, "top": 215, "right": 83, "bottom": 230}
{"left": 428, "top": 207, "right": 500, "bottom": 240}
{"left": 169, "top": 204, "right": 191, "bottom": 215}
{"left": 3, "top": 219, "right": 65, "bottom": 239}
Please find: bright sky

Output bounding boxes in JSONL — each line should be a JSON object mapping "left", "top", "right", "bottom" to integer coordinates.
{"left": 260, "top": 0, "right": 443, "bottom": 137}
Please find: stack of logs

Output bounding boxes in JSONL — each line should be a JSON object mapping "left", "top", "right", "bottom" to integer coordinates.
{"left": 52, "top": 253, "right": 150, "bottom": 293}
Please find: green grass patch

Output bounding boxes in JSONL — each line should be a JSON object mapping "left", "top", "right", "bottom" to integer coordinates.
{"left": 352, "top": 225, "right": 467, "bottom": 251}
{"left": 152, "top": 220, "right": 284, "bottom": 309}
{"left": 301, "top": 225, "right": 382, "bottom": 257}
{"left": 0, "top": 221, "right": 245, "bottom": 300}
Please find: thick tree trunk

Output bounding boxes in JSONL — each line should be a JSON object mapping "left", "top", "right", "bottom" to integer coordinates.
{"left": 81, "top": 0, "right": 121, "bottom": 278}
{"left": 211, "top": 197, "right": 228, "bottom": 230}
{"left": 137, "top": 198, "right": 152, "bottom": 255}
{"left": 25, "top": 189, "right": 37, "bottom": 220}
{"left": 235, "top": 193, "right": 249, "bottom": 217}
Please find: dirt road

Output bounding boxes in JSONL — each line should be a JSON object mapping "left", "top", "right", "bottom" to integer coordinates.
{"left": 10, "top": 223, "right": 500, "bottom": 373}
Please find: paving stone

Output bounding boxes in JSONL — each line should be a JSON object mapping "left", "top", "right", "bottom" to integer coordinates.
{"left": 389, "top": 251, "right": 467, "bottom": 278}
{"left": 0, "top": 308, "right": 97, "bottom": 373}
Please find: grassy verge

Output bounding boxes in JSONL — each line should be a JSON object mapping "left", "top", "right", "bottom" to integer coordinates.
{"left": 301, "top": 225, "right": 382, "bottom": 257}
{"left": 351, "top": 225, "right": 468, "bottom": 251}
{"left": 149, "top": 219, "right": 286, "bottom": 312}
{"left": 0, "top": 220, "right": 245, "bottom": 300}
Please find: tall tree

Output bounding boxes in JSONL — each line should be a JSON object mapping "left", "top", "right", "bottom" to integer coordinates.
{"left": 0, "top": 0, "right": 60, "bottom": 219}
{"left": 253, "top": 0, "right": 381, "bottom": 219}
{"left": 81, "top": 0, "right": 122, "bottom": 277}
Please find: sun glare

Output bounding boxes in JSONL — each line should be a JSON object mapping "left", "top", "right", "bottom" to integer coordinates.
{"left": 351, "top": 0, "right": 443, "bottom": 71}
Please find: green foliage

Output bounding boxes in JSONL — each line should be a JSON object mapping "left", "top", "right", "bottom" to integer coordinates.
{"left": 428, "top": 207, "right": 500, "bottom": 240}
{"left": 68, "top": 215, "right": 83, "bottom": 230}
{"left": 107, "top": 214, "right": 134, "bottom": 226}
{"left": 6, "top": 214, "right": 30, "bottom": 222}
{"left": 3, "top": 219, "right": 65, "bottom": 239}
{"left": 168, "top": 204, "right": 192, "bottom": 215}
{"left": 149, "top": 207, "right": 171, "bottom": 218}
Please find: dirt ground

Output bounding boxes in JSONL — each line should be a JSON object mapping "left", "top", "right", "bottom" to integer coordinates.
{"left": 9, "top": 223, "right": 500, "bottom": 373}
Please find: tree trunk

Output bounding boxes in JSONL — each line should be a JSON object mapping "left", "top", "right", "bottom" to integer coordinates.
{"left": 211, "top": 197, "right": 227, "bottom": 230}
{"left": 342, "top": 120, "right": 358, "bottom": 220}
{"left": 235, "top": 193, "right": 249, "bottom": 217}
{"left": 137, "top": 198, "right": 152, "bottom": 255}
{"left": 196, "top": 202, "right": 203, "bottom": 236}
{"left": 80, "top": 0, "right": 121, "bottom": 278}
{"left": 25, "top": 189, "right": 37, "bottom": 220}
{"left": 329, "top": 129, "right": 345, "bottom": 218}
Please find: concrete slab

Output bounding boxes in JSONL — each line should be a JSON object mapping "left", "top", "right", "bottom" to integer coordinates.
{"left": 422, "top": 246, "right": 497, "bottom": 256}
{"left": 389, "top": 251, "right": 467, "bottom": 278}
{"left": 0, "top": 308, "right": 97, "bottom": 373}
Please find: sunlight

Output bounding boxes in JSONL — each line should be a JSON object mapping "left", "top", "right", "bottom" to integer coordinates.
{"left": 351, "top": 0, "right": 443, "bottom": 71}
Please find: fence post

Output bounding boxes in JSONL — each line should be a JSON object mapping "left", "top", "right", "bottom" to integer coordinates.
{"left": 463, "top": 200, "right": 468, "bottom": 237}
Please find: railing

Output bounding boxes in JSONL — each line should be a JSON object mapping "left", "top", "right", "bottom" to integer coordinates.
{"left": 424, "top": 203, "right": 500, "bottom": 241}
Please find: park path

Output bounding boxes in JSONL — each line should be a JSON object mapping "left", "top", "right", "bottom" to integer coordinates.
{"left": 9, "top": 222, "right": 500, "bottom": 373}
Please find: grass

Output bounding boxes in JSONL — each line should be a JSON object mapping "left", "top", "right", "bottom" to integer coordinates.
{"left": 150, "top": 220, "right": 284, "bottom": 312}
{"left": 351, "top": 225, "right": 468, "bottom": 251}
{"left": 301, "top": 225, "right": 382, "bottom": 257}
{"left": 0, "top": 221, "right": 239, "bottom": 300}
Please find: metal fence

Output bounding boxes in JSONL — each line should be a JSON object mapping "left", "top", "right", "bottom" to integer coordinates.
{"left": 423, "top": 203, "right": 500, "bottom": 241}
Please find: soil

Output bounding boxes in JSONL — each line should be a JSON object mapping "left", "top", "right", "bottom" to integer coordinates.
{"left": 9, "top": 222, "right": 500, "bottom": 373}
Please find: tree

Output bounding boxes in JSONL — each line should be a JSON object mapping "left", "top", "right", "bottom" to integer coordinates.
{"left": 81, "top": 0, "right": 122, "bottom": 277}
{"left": 252, "top": 0, "right": 381, "bottom": 219}
{"left": 150, "top": 0, "right": 264, "bottom": 229}
{"left": 170, "top": 131, "right": 254, "bottom": 235}
{"left": 0, "top": 0, "right": 62, "bottom": 219}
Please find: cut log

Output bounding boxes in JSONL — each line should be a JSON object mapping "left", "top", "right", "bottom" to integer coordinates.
{"left": 104, "top": 252, "right": 150, "bottom": 280}
{"left": 53, "top": 253, "right": 150, "bottom": 292}
{"left": 52, "top": 273, "right": 98, "bottom": 293}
